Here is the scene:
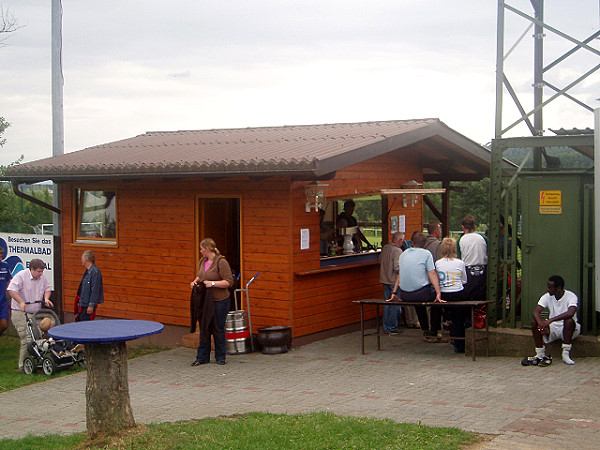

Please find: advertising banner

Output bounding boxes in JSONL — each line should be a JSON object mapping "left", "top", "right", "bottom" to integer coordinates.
{"left": 0, "top": 233, "right": 55, "bottom": 290}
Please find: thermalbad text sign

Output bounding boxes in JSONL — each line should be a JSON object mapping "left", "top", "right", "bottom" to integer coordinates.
{"left": 0, "top": 233, "right": 55, "bottom": 290}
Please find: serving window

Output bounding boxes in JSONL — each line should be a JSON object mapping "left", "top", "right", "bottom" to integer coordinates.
{"left": 320, "top": 195, "right": 382, "bottom": 259}
{"left": 74, "top": 189, "right": 117, "bottom": 244}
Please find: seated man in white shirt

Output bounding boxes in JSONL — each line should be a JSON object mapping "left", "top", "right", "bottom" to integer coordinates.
{"left": 524, "top": 275, "right": 580, "bottom": 366}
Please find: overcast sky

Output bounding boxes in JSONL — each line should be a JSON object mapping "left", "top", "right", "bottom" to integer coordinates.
{"left": 1, "top": 0, "right": 599, "bottom": 166}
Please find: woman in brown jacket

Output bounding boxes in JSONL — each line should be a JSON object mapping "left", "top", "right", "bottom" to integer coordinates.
{"left": 190, "top": 238, "right": 234, "bottom": 365}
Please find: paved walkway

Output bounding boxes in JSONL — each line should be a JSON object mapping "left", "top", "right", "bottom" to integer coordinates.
{"left": 1, "top": 329, "right": 599, "bottom": 449}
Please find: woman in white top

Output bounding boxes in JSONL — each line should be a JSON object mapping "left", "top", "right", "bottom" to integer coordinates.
{"left": 435, "top": 238, "right": 468, "bottom": 353}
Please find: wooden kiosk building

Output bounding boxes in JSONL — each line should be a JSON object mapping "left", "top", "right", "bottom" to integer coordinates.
{"left": 4, "top": 119, "right": 494, "bottom": 345}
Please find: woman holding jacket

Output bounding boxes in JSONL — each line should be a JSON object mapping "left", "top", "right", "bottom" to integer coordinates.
{"left": 190, "top": 238, "right": 234, "bottom": 366}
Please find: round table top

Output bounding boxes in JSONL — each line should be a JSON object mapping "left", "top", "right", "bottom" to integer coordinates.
{"left": 48, "top": 319, "right": 164, "bottom": 344}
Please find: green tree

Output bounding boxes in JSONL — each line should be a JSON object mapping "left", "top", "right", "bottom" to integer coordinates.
{"left": 1, "top": 118, "right": 53, "bottom": 233}
{"left": 424, "top": 179, "right": 490, "bottom": 232}
{"left": 0, "top": 116, "right": 8, "bottom": 147}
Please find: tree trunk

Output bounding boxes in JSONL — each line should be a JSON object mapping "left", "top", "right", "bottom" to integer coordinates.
{"left": 85, "top": 342, "right": 135, "bottom": 437}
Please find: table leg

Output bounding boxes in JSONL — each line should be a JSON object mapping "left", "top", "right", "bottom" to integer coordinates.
{"left": 376, "top": 304, "right": 381, "bottom": 351}
{"left": 471, "top": 306, "right": 476, "bottom": 361}
{"left": 360, "top": 303, "right": 365, "bottom": 355}
{"left": 85, "top": 342, "right": 135, "bottom": 437}
{"left": 485, "top": 309, "right": 490, "bottom": 357}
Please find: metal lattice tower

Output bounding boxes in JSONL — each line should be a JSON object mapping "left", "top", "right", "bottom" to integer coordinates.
{"left": 488, "top": 0, "right": 599, "bottom": 325}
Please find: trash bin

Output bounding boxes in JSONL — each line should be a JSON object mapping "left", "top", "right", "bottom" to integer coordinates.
{"left": 257, "top": 326, "right": 292, "bottom": 354}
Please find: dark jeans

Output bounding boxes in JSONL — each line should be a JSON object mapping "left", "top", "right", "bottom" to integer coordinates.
{"left": 383, "top": 284, "right": 402, "bottom": 333}
{"left": 442, "top": 290, "right": 467, "bottom": 352}
{"left": 400, "top": 285, "right": 440, "bottom": 334}
{"left": 77, "top": 308, "right": 94, "bottom": 321}
{"left": 196, "top": 297, "right": 230, "bottom": 363}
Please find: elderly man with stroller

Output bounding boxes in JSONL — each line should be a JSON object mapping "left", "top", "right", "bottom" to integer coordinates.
{"left": 7, "top": 259, "right": 53, "bottom": 372}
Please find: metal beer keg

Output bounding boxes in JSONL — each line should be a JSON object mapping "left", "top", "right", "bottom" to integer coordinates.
{"left": 225, "top": 310, "right": 251, "bottom": 354}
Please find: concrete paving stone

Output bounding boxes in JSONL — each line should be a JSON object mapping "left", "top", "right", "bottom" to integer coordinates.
{"left": 1, "top": 329, "right": 599, "bottom": 448}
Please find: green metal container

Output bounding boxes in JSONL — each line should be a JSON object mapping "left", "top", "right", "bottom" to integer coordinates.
{"left": 520, "top": 172, "right": 594, "bottom": 331}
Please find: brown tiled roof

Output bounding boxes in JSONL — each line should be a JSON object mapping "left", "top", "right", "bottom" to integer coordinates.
{"left": 3, "top": 119, "right": 494, "bottom": 182}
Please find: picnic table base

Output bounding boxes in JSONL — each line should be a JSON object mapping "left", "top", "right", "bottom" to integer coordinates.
{"left": 85, "top": 342, "right": 135, "bottom": 437}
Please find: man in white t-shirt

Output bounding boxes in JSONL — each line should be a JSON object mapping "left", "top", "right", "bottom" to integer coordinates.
{"left": 457, "top": 215, "right": 487, "bottom": 301}
{"left": 524, "top": 275, "right": 580, "bottom": 366}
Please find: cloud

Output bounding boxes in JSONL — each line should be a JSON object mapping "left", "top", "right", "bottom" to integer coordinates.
{"left": 0, "top": 0, "right": 598, "bottom": 166}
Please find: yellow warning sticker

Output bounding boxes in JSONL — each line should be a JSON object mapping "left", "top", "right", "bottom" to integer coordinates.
{"left": 539, "top": 190, "right": 561, "bottom": 206}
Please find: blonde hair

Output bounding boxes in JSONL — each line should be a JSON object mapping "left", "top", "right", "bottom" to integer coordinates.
{"left": 200, "top": 238, "right": 222, "bottom": 257}
{"left": 440, "top": 237, "right": 458, "bottom": 259}
{"left": 39, "top": 317, "right": 53, "bottom": 332}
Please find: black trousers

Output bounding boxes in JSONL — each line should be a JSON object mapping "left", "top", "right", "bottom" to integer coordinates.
{"left": 442, "top": 290, "right": 468, "bottom": 351}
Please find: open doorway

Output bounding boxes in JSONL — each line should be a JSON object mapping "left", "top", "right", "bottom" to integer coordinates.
{"left": 196, "top": 197, "right": 241, "bottom": 290}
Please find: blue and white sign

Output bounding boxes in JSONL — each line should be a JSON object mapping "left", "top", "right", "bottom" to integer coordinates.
{"left": 0, "top": 233, "right": 55, "bottom": 290}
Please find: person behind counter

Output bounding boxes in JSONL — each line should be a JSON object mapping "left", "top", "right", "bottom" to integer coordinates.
{"left": 337, "top": 200, "right": 373, "bottom": 250}
{"left": 190, "top": 238, "right": 234, "bottom": 366}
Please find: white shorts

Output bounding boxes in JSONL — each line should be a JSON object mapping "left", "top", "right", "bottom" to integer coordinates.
{"left": 543, "top": 321, "right": 581, "bottom": 344}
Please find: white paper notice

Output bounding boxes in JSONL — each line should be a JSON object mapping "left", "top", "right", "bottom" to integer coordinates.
{"left": 390, "top": 215, "right": 398, "bottom": 233}
{"left": 399, "top": 215, "right": 406, "bottom": 233}
{"left": 300, "top": 228, "right": 310, "bottom": 250}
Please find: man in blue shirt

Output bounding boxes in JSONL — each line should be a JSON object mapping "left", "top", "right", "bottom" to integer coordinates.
{"left": 0, "top": 247, "right": 12, "bottom": 336}
{"left": 389, "top": 231, "right": 445, "bottom": 342}
{"left": 76, "top": 250, "right": 104, "bottom": 321}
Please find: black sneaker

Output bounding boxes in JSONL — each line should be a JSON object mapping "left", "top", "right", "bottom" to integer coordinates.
{"left": 537, "top": 355, "right": 552, "bottom": 367}
{"left": 521, "top": 356, "right": 537, "bottom": 366}
{"left": 386, "top": 330, "right": 402, "bottom": 336}
{"left": 521, "top": 355, "right": 552, "bottom": 366}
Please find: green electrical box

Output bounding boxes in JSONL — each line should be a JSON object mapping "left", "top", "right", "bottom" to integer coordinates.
{"left": 520, "top": 173, "right": 594, "bottom": 329}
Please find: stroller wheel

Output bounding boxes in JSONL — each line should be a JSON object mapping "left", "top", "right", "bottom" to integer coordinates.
{"left": 76, "top": 351, "right": 87, "bottom": 368}
{"left": 42, "top": 356, "right": 57, "bottom": 375}
{"left": 23, "top": 356, "right": 36, "bottom": 375}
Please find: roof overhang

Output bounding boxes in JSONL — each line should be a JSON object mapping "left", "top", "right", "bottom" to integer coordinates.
{"left": 2, "top": 119, "right": 515, "bottom": 185}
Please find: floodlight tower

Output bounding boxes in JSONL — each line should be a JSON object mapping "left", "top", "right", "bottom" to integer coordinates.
{"left": 489, "top": 0, "right": 599, "bottom": 326}
{"left": 51, "top": 0, "right": 64, "bottom": 318}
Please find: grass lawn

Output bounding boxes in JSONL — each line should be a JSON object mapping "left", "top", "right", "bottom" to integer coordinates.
{"left": 0, "top": 411, "right": 482, "bottom": 449}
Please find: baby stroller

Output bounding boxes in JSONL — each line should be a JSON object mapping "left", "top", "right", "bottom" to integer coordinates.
{"left": 22, "top": 308, "right": 86, "bottom": 375}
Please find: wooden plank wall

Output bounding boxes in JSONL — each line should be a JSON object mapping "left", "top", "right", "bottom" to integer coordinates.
{"left": 290, "top": 152, "right": 423, "bottom": 337}
{"left": 60, "top": 177, "right": 293, "bottom": 331}
{"left": 58, "top": 150, "right": 425, "bottom": 340}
